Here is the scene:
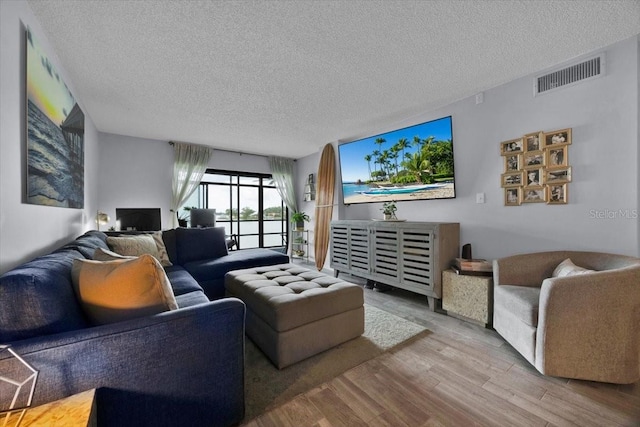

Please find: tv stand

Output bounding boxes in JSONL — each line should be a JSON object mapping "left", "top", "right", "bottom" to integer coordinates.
{"left": 330, "top": 220, "right": 460, "bottom": 311}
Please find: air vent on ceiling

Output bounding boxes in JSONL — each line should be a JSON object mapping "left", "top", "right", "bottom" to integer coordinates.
{"left": 534, "top": 53, "right": 605, "bottom": 96}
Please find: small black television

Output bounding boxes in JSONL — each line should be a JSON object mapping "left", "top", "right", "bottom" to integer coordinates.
{"left": 190, "top": 208, "right": 216, "bottom": 228}
{"left": 338, "top": 115, "right": 455, "bottom": 205}
{"left": 116, "top": 208, "right": 161, "bottom": 231}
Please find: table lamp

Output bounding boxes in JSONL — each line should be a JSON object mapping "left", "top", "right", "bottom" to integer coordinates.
{"left": 96, "top": 211, "right": 110, "bottom": 231}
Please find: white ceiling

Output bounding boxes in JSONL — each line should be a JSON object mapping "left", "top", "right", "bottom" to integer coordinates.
{"left": 28, "top": 0, "right": 640, "bottom": 159}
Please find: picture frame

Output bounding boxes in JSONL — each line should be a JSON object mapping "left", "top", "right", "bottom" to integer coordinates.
{"left": 522, "top": 186, "right": 546, "bottom": 203}
{"left": 504, "top": 187, "right": 522, "bottom": 206}
{"left": 500, "top": 138, "right": 523, "bottom": 155}
{"left": 524, "top": 131, "right": 544, "bottom": 152}
{"left": 546, "top": 145, "right": 568, "bottom": 167}
{"left": 501, "top": 171, "right": 524, "bottom": 188}
{"left": 524, "top": 167, "right": 543, "bottom": 187}
{"left": 504, "top": 153, "right": 522, "bottom": 172}
{"left": 547, "top": 183, "right": 568, "bottom": 204}
{"left": 498, "top": 127, "right": 572, "bottom": 207}
{"left": 544, "top": 166, "right": 572, "bottom": 184}
{"left": 544, "top": 128, "right": 572, "bottom": 147}
{"left": 523, "top": 151, "right": 544, "bottom": 169}
{"left": 26, "top": 27, "right": 85, "bottom": 208}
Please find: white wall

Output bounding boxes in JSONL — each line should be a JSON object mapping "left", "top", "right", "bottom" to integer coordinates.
{"left": 298, "top": 36, "right": 640, "bottom": 266}
{"left": 97, "top": 133, "right": 272, "bottom": 231}
{"left": 0, "top": 0, "right": 100, "bottom": 274}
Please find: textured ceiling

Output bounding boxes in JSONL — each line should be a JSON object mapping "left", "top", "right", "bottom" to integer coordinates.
{"left": 28, "top": 0, "right": 640, "bottom": 159}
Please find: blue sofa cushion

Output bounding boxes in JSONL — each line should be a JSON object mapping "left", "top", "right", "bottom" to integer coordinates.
{"left": 0, "top": 249, "right": 88, "bottom": 342}
{"left": 184, "top": 248, "right": 289, "bottom": 298}
{"left": 176, "top": 227, "right": 228, "bottom": 265}
{"left": 174, "top": 291, "right": 210, "bottom": 308}
{"left": 164, "top": 265, "right": 204, "bottom": 297}
{"left": 59, "top": 230, "right": 109, "bottom": 259}
{"left": 162, "top": 228, "right": 178, "bottom": 265}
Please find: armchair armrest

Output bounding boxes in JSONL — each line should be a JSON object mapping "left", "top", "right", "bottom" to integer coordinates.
{"left": 535, "top": 266, "right": 640, "bottom": 383}
{"left": 1, "top": 298, "right": 246, "bottom": 427}
{"left": 494, "top": 251, "right": 589, "bottom": 288}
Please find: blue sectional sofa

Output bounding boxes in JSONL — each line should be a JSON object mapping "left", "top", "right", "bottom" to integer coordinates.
{"left": 0, "top": 229, "right": 289, "bottom": 427}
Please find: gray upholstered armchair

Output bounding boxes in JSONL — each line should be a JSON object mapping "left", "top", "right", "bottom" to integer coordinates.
{"left": 493, "top": 251, "right": 640, "bottom": 384}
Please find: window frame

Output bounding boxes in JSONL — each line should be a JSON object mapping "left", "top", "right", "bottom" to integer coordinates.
{"left": 193, "top": 169, "right": 289, "bottom": 250}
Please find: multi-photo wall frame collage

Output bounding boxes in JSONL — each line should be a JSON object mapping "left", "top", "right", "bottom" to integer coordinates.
{"left": 500, "top": 128, "right": 572, "bottom": 206}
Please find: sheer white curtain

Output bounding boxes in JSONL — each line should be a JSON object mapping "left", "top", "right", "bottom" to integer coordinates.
{"left": 269, "top": 156, "right": 298, "bottom": 253}
{"left": 268, "top": 156, "right": 298, "bottom": 214}
{"left": 171, "top": 142, "right": 214, "bottom": 227}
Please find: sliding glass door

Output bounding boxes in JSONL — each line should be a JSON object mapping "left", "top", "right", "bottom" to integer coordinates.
{"left": 181, "top": 170, "right": 288, "bottom": 250}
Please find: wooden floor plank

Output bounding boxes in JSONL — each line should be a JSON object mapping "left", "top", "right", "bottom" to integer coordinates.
{"left": 306, "top": 387, "right": 369, "bottom": 427}
{"left": 322, "top": 376, "right": 386, "bottom": 423}
{"left": 240, "top": 281, "right": 640, "bottom": 427}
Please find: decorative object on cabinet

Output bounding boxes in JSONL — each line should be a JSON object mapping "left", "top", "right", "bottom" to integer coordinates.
{"left": 380, "top": 201, "right": 397, "bottom": 220}
{"left": 501, "top": 127, "right": 572, "bottom": 205}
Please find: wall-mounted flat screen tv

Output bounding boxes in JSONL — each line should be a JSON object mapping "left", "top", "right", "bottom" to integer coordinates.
{"left": 338, "top": 115, "right": 455, "bottom": 205}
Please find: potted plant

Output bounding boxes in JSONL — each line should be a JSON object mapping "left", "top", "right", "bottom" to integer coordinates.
{"left": 291, "top": 211, "right": 309, "bottom": 230}
{"left": 381, "top": 201, "right": 397, "bottom": 220}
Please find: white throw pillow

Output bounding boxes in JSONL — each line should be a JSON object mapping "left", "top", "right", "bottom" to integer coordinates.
{"left": 93, "top": 247, "right": 137, "bottom": 261}
{"left": 106, "top": 234, "right": 172, "bottom": 267}
{"left": 552, "top": 258, "right": 595, "bottom": 278}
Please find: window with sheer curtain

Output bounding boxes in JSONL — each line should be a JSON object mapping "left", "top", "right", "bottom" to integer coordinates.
{"left": 181, "top": 170, "right": 288, "bottom": 250}
{"left": 171, "top": 142, "right": 213, "bottom": 227}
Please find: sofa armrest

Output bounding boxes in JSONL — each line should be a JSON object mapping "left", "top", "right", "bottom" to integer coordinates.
{"left": 535, "top": 267, "right": 640, "bottom": 383}
{"left": 1, "top": 298, "right": 246, "bottom": 427}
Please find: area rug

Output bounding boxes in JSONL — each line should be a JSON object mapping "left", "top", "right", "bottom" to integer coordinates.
{"left": 243, "top": 304, "right": 429, "bottom": 420}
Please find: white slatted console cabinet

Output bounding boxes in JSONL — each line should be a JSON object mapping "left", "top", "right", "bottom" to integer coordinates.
{"left": 330, "top": 220, "right": 460, "bottom": 311}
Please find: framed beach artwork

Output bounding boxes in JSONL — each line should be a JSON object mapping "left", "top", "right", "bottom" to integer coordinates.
{"left": 26, "top": 27, "right": 84, "bottom": 208}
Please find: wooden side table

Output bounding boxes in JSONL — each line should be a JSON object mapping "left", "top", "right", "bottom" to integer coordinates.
{"left": 19, "top": 389, "right": 96, "bottom": 426}
{"left": 442, "top": 269, "right": 493, "bottom": 327}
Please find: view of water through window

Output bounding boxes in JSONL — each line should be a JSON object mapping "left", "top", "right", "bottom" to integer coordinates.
{"left": 180, "top": 170, "right": 288, "bottom": 250}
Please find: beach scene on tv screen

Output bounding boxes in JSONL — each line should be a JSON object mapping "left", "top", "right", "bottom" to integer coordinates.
{"left": 339, "top": 116, "right": 455, "bottom": 205}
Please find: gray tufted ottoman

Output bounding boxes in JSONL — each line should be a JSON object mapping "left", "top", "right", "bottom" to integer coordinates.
{"left": 225, "top": 263, "right": 364, "bottom": 369}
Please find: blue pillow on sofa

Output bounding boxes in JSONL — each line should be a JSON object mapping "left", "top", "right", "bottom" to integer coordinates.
{"left": 0, "top": 249, "right": 88, "bottom": 342}
{"left": 175, "top": 227, "right": 228, "bottom": 265}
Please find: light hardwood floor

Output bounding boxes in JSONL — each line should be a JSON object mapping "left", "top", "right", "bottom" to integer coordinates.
{"left": 241, "top": 273, "right": 640, "bottom": 427}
